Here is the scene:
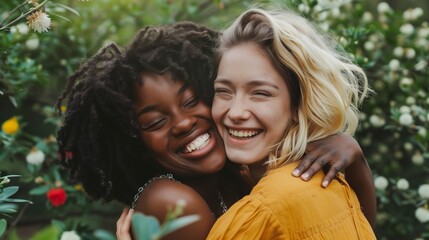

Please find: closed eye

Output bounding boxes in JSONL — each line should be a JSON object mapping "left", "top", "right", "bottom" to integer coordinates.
{"left": 140, "top": 118, "right": 167, "bottom": 131}
{"left": 253, "top": 90, "right": 272, "bottom": 97}
{"left": 183, "top": 96, "right": 200, "bottom": 109}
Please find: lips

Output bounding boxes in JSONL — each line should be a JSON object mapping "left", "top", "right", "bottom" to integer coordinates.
{"left": 181, "top": 132, "right": 211, "bottom": 153}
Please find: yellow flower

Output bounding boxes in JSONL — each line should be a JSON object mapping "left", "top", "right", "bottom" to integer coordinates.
{"left": 60, "top": 105, "right": 67, "bottom": 113}
{"left": 74, "top": 184, "right": 83, "bottom": 191}
{"left": 2, "top": 117, "right": 19, "bottom": 135}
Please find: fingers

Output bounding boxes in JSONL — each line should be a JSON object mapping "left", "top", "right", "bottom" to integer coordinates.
{"left": 116, "top": 208, "right": 134, "bottom": 240}
{"left": 292, "top": 152, "right": 316, "bottom": 177}
{"left": 299, "top": 156, "right": 327, "bottom": 181}
{"left": 322, "top": 164, "right": 342, "bottom": 188}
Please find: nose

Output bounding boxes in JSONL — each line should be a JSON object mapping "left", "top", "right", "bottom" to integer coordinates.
{"left": 171, "top": 112, "right": 197, "bottom": 137}
{"left": 227, "top": 97, "right": 251, "bottom": 123}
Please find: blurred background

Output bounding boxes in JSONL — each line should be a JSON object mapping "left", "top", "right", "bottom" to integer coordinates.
{"left": 1, "top": 0, "right": 428, "bottom": 239}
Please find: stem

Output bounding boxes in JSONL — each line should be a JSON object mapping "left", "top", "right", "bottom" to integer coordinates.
{"left": 0, "top": 0, "right": 49, "bottom": 32}
{"left": 0, "top": 0, "right": 29, "bottom": 26}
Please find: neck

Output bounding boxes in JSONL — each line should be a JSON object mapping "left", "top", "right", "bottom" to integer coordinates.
{"left": 248, "top": 160, "right": 268, "bottom": 185}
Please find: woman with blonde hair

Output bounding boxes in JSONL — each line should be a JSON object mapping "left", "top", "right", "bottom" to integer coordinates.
{"left": 207, "top": 8, "right": 376, "bottom": 239}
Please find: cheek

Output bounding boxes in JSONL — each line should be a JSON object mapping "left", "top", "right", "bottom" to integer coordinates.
{"left": 211, "top": 99, "right": 224, "bottom": 126}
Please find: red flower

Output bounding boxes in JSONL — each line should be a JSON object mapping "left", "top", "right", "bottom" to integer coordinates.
{"left": 46, "top": 188, "right": 67, "bottom": 207}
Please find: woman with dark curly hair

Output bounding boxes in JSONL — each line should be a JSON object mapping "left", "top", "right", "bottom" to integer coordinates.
{"left": 56, "top": 22, "right": 374, "bottom": 240}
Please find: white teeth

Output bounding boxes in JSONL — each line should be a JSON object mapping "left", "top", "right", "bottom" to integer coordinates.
{"left": 229, "top": 129, "right": 259, "bottom": 138}
{"left": 183, "top": 133, "right": 210, "bottom": 153}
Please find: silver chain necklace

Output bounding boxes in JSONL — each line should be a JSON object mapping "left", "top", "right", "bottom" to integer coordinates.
{"left": 132, "top": 173, "right": 229, "bottom": 215}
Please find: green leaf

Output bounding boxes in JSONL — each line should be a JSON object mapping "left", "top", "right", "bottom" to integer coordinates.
{"left": 0, "top": 186, "right": 19, "bottom": 200}
{"left": 31, "top": 224, "right": 60, "bottom": 240}
{"left": 0, "top": 203, "right": 18, "bottom": 213}
{"left": 3, "top": 198, "right": 32, "bottom": 204}
{"left": 50, "top": 2, "right": 80, "bottom": 16}
{"left": 160, "top": 215, "right": 200, "bottom": 237}
{"left": 131, "top": 213, "right": 160, "bottom": 240}
{"left": 28, "top": 185, "right": 50, "bottom": 195}
{"left": 0, "top": 219, "right": 6, "bottom": 237}
{"left": 93, "top": 229, "right": 116, "bottom": 240}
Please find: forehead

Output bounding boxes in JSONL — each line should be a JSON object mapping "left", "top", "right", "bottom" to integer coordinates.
{"left": 217, "top": 43, "right": 285, "bottom": 87}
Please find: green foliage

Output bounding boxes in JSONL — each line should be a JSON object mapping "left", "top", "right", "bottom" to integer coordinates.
{"left": 132, "top": 202, "right": 200, "bottom": 240}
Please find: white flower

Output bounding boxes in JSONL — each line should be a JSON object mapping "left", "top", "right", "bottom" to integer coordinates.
{"left": 412, "top": 152, "right": 424, "bottom": 165}
{"left": 412, "top": 8, "right": 424, "bottom": 19}
{"left": 417, "top": 127, "right": 427, "bottom": 137}
{"left": 364, "top": 41, "right": 375, "bottom": 51}
{"left": 405, "top": 48, "right": 416, "bottom": 59}
{"left": 418, "top": 28, "right": 429, "bottom": 38}
{"left": 374, "top": 176, "right": 389, "bottom": 190}
{"left": 393, "top": 47, "right": 404, "bottom": 57}
{"left": 400, "top": 77, "right": 413, "bottom": 88}
{"left": 369, "top": 115, "right": 385, "bottom": 128}
{"left": 400, "top": 24, "right": 414, "bottom": 35}
{"left": 404, "top": 142, "right": 413, "bottom": 151}
{"left": 331, "top": 8, "right": 340, "bottom": 17}
{"left": 25, "top": 38, "right": 39, "bottom": 50}
{"left": 396, "top": 178, "right": 409, "bottom": 190}
{"left": 377, "top": 2, "right": 391, "bottom": 14}
{"left": 16, "top": 23, "right": 29, "bottom": 34}
{"left": 415, "top": 60, "right": 427, "bottom": 71}
{"left": 26, "top": 10, "right": 51, "bottom": 33}
{"left": 418, "top": 184, "right": 429, "bottom": 199}
{"left": 362, "top": 12, "right": 373, "bottom": 22}
{"left": 60, "top": 230, "right": 81, "bottom": 240}
{"left": 26, "top": 148, "right": 45, "bottom": 165}
{"left": 0, "top": 177, "right": 10, "bottom": 185}
{"left": 399, "top": 113, "right": 413, "bottom": 126}
{"left": 399, "top": 106, "right": 411, "bottom": 114}
{"left": 415, "top": 207, "right": 429, "bottom": 223}
{"left": 298, "top": 4, "right": 310, "bottom": 13}
{"left": 405, "top": 97, "right": 415, "bottom": 105}
{"left": 388, "top": 59, "right": 400, "bottom": 71}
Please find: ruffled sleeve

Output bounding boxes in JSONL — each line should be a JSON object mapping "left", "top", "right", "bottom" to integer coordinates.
{"left": 206, "top": 194, "right": 286, "bottom": 240}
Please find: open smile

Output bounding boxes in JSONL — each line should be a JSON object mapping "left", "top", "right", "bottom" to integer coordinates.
{"left": 228, "top": 128, "right": 262, "bottom": 139}
{"left": 181, "top": 132, "right": 211, "bottom": 154}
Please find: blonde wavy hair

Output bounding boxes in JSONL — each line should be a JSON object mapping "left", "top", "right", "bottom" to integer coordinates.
{"left": 218, "top": 8, "right": 371, "bottom": 170}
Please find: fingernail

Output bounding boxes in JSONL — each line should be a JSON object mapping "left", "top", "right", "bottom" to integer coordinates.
{"left": 302, "top": 173, "right": 309, "bottom": 180}
{"left": 292, "top": 169, "right": 300, "bottom": 176}
{"left": 322, "top": 181, "right": 328, "bottom": 188}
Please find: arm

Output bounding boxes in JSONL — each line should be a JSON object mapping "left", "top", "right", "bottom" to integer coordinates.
{"left": 118, "top": 179, "right": 215, "bottom": 240}
{"left": 292, "top": 133, "right": 376, "bottom": 228}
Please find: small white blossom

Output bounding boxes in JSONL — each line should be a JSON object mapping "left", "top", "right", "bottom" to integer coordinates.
{"left": 400, "top": 77, "right": 413, "bottom": 88}
{"left": 400, "top": 23, "right": 414, "bottom": 35}
{"left": 405, "top": 97, "right": 415, "bottom": 105}
{"left": 412, "top": 8, "right": 424, "bottom": 19}
{"left": 369, "top": 115, "right": 385, "bottom": 127}
{"left": 25, "top": 38, "right": 39, "bottom": 50}
{"left": 362, "top": 12, "right": 373, "bottom": 22}
{"left": 412, "top": 152, "right": 424, "bottom": 165}
{"left": 374, "top": 176, "right": 389, "bottom": 190}
{"left": 60, "top": 230, "right": 81, "bottom": 240}
{"left": 331, "top": 8, "right": 340, "bottom": 17}
{"left": 26, "top": 148, "right": 45, "bottom": 165}
{"left": 16, "top": 23, "right": 29, "bottom": 34}
{"left": 26, "top": 10, "right": 51, "bottom": 33}
{"left": 364, "top": 41, "right": 375, "bottom": 51}
{"left": 415, "top": 207, "right": 429, "bottom": 223}
{"left": 399, "top": 106, "right": 411, "bottom": 114}
{"left": 399, "top": 113, "right": 413, "bottom": 126}
{"left": 377, "top": 2, "right": 391, "bottom": 14}
{"left": 393, "top": 47, "right": 404, "bottom": 57}
{"left": 415, "top": 60, "right": 427, "bottom": 71}
{"left": 417, "top": 127, "right": 427, "bottom": 137}
{"left": 418, "top": 28, "right": 429, "bottom": 38}
{"left": 0, "top": 177, "right": 10, "bottom": 185}
{"left": 418, "top": 184, "right": 429, "bottom": 199}
{"left": 405, "top": 48, "right": 416, "bottom": 59}
{"left": 388, "top": 59, "right": 400, "bottom": 71}
{"left": 396, "top": 178, "right": 409, "bottom": 190}
{"left": 404, "top": 142, "right": 413, "bottom": 151}
{"left": 298, "top": 4, "right": 310, "bottom": 13}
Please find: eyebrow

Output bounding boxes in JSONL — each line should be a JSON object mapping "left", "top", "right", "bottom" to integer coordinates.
{"left": 215, "top": 79, "right": 279, "bottom": 90}
{"left": 136, "top": 83, "right": 190, "bottom": 118}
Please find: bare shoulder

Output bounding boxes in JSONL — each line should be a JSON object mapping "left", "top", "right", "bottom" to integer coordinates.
{"left": 134, "top": 179, "right": 215, "bottom": 240}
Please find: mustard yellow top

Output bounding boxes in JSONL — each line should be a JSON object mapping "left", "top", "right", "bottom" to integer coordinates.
{"left": 207, "top": 162, "right": 376, "bottom": 240}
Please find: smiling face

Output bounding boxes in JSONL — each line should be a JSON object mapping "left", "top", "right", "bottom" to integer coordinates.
{"left": 134, "top": 71, "right": 226, "bottom": 177}
{"left": 212, "top": 43, "right": 292, "bottom": 166}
